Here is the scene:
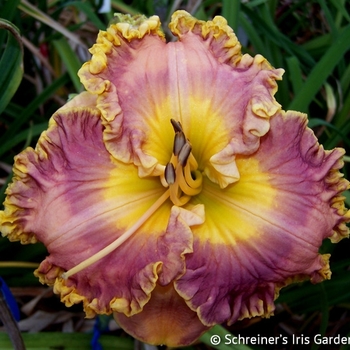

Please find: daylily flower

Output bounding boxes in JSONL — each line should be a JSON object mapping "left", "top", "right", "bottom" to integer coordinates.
{"left": 1, "top": 11, "right": 349, "bottom": 347}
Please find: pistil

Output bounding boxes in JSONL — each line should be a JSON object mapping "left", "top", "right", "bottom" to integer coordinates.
{"left": 62, "top": 190, "right": 170, "bottom": 279}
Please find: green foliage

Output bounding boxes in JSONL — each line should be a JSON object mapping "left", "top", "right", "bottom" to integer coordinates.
{"left": 0, "top": 1, "right": 349, "bottom": 349}
{"left": 0, "top": 332, "right": 134, "bottom": 350}
{"left": 0, "top": 19, "right": 23, "bottom": 116}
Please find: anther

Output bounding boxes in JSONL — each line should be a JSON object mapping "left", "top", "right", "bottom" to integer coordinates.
{"left": 166, "top": 118, "right": 202, "bottom": 206}
{"left": 173, "top": 131, "right": 186, "bottom": 156}
{"left": 178, "top": 142, "right": 192, "bottom": 167}
{"left": 165, "top": 162, "right": 176, "bottom": 185}
{"left": 170, "top": 119, "right": 183, "bottom": 133}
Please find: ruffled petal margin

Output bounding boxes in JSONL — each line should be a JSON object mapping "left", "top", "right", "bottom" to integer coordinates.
{"left": 78, "top": 10, "right": 283, "bottom": 188}
{"left": 175, "top": 110, "right": 350, "bottom": 327}
{"left": 0, "top": 106, "right": 201, "bottom": 327}
{"left": 114, "top": 284, "right": 210, "bottom": 347}
{"left": 1, "top": 10, "right": 349, "bottom": 348}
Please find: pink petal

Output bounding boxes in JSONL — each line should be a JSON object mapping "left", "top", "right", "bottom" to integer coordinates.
{"left": 78, "top": 11, "right": 283, "bottom": 187}
{"left": 175, "top": 110, "right": 349, "bottom": 326}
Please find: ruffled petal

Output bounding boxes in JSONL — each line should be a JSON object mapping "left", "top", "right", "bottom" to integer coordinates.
{"left": 169, "top": 11, "right": 284, "bottom": 187}
{"left": 1, "top": 9, "right": 348, "bottom": 348}
{"left": 0, "top": 107, "right": 198, "bottom": 319}
{"left": 78, "top": 11, "right": 283, "bottom": 187}
{"left": 174, "top": 110, "right": 349, "bottom": 326}
{"left": 114, "top": 284, "right": 210, "bottom": 347}
{"left": 56, "top": 91, "right": 98, "bottom": 112}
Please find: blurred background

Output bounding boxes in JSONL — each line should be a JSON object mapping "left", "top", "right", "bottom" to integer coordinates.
{"left": 0, "top": 1, "right": 350, "bottom": 349}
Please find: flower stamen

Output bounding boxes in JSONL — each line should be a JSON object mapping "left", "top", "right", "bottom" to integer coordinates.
{"left": 164, "top": 119, "right": 203, "bottom": 206}
{"left": 173, "top": 131, "right": 186, "bottom": 156}
{"left": 61, "top": 189, "right": 170, "bottom": 279}
{"left": 164, "top": 162, "right": 176, "bottom": 185}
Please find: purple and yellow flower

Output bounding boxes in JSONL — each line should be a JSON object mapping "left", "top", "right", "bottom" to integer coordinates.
{"left": 1, "top": 11, "right": 349, "bottom": 347}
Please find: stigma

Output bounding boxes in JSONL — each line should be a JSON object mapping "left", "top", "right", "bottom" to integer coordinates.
{"left": 161, "top": 119, "right": 202, "bottom": 206}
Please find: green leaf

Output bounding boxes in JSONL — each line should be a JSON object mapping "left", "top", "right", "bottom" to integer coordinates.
{"left": 18, "top": 0, "right": 87, "bottom": 48}
{"left": 288, "top": 24, "right": 350, "bottom": 112}
{"left": 222, "top": 0, "right": 240, "bottom": 33}
{"left": 0, "top": 73, "right": 70, "bottom": 148}
{"left": 244, "top": 0, "right": 269, "bottom": 8}
{"left": 325, "top": 96, "right": 350, "bottom": 148}
{"left": 0, "top": 0, "right": 21, "bottom": 46}
{"left": 239, "top": 14, "right": 265, "bottom": 54}
{"left": 319, "top": 0, "right": 338, "bottom": 39}
{"left": 241, "top": 3, "right": 315, "bottom": 68}
{"left": 52, "top": 38, "right": 83, "bottom": 92}
{"left": 286, "top": 56, "right": 303, "bottom": 95}
{"left": 302, "top": 33, "right": 332, "bottom": 53}
{"left": 64, "top": 1, "right": 106, "bottom": 30}
{"left": 329, "top": 0, "right": 350, "bottom": 24}
{"left": 277, "top": 262, "right": 350, "bottom": 314}
{"left": 0, "top": 18, "right": 23, "bottom": 115}
{"left": 307, "top": 118, "right": 350, "bottom": 148}
{"left": 340, "top": 58, "right": 350, "bottom": 94}
{"left": 0, "top": 0, "right": 21, "bottom": 22}
{"left": 110, "top": 0, "right": 139, "bottom": 16}
{"left": 0, "top": 332, "right": 134, "bottom": 350}
{"left": 0, "top": 122, "right": 48, "bottom": 159}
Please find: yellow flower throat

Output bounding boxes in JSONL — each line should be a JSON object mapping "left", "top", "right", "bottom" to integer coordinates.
{"left": 62, "top": 120, "right": 203, "bottom": 279}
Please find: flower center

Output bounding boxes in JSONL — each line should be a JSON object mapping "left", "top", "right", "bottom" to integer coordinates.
{"left": 61, "top": 120, "right": 202, "bottom": 280}
{"left": 160, "top": 119, "right": 202, "bottom": 206}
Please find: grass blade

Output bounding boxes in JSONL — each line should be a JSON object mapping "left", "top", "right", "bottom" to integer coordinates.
{"left": 239, "top": 14, "right": 265, "bottom": 54}
{"left": 64, "top": 1, "right": 107, "bottom": 30}
{"left": 288, "top": 24, "right": 350, "bottom": 112}
{"left": 330, "top": 0, "right": 350, "bottom": 24}
{"left": 18, "top": 0, "right": 87, "bottom": 48}
{"left": 0, "top": 332, "right": 133, "bottom": 350}
{"left": 52, "top": 38, "right": 83, "bottom": 92}
{"left": 0, "top": 19, "right": 23, "bottom": 115}
{"left": 110, "top": 0, "right": 139, "bottom": 15}
{"left": 0, "top": 122, "right": 48, "bottom": 159}
{"left": 286, "top": 56, "right": 303, "bottom": 95}
{"left": 1, "top": 73, "right": 69, "bottom": 145}
{"left": 241, "top": 3, "right": 315, "bottom": 68}
{"left": 222, "top": 0, "right": 240, "bottom": 33}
